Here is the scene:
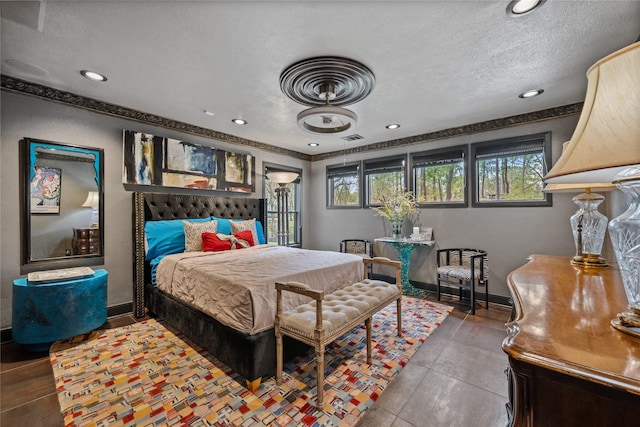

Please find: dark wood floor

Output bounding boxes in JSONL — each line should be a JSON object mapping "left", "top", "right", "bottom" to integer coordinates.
{"left": 0, "top": 292, "right": 511, "bottom": 427}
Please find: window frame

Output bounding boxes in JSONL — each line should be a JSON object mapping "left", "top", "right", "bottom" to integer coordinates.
{"left": 363, "top": 154, "right": 408, "bottom": 208}
{"left": 263, "top": 163, "right": 303, "bottom": 246}
{"left": 410, "top": 145, "right": 468, "bottom": 208}
{"left": 326, "top": 161, "right": 362, "bottom": 209}
{"left": 470, "top": 132, "right": 552, "bottom": 208}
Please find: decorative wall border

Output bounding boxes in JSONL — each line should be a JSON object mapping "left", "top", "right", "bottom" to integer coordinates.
{"left": 2, "top": 75, "right": 582, "bottom": 163}
{"left": 311, "top": 102, "right": 583, "bottom": 162}
{"left": 1, "top": 75, "right": 309, "bottom": 161}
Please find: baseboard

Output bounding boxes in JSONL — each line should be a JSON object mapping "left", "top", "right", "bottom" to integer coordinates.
{"left": 1, "top": 302, "right": 134, "bottom": 344}
{"left": 371, "top": 274, "right": 513, "bottom": 307}
{"left": 1, "top": 328, "right": 12, "bottom": 344}
{"left": 107, "top": 302, "right": 133, "bottom": 318}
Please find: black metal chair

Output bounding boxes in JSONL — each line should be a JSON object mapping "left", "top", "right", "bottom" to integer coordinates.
{"left": 436, "top": 248, "right": 488, "bottom": 315}
{"left": 340, "top": 239, "right": 373, "bottom": 275}
{"left": 339, "top": 239, "right": 372, "bottom": 258}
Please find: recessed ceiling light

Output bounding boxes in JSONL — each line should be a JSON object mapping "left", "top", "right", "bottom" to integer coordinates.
{"left": 80, "top": 70, "right": 107, "bottom": 82}
{"left": 507, "top": 0, "right": 547, "bottom": 16}
{"left": 232, "top": 118, "right": 247, "bottom": 125}
{"left": 308, "top": 143, "right": 319, "bottom": 147}
{"left": 203, "top": 110, "right": 215, "bottom": 116}
{"left": 386, "top": 124, "right": 400, "bottom": 130}
{"left": 519, "top": 89, "right": 544, "bottom": 99}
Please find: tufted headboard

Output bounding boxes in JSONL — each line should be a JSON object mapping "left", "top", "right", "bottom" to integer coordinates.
{"left": 132, "top": 192, "right": 267, "bottom": 317}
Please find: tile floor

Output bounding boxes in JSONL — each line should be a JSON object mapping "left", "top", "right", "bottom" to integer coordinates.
{"left": 0, "top": 293, "right": 511, "bottom": 427}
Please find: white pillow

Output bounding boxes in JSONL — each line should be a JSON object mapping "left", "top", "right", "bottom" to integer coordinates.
{"left": 183, "top": 220, "right": 217, "bottom": 252}
{"left": 230, "top": 218, "right": 259, "bottom": 246}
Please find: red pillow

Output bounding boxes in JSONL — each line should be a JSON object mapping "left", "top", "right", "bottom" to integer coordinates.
{"left": 202, "top": 230, "right": 254, "bottom": 252}
{"left": 233, "top": 230, "right": 255, "bottom": 247}
{"left": 202, "top": 232, "right": 232, "bottom": 252}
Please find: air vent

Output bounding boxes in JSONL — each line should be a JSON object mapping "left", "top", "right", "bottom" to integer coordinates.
{"left": 341, "top": 134, "right": 364, "bottom": 142}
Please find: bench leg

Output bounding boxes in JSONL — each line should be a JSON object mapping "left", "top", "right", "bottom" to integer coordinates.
{"left": 275, "top": 329, "right": 283, "bottom": 385}
{"left": 365, "top": 317, "right": 372, "bottom": 365}
{"left": 396, "top": 297, "right": 403, "bottom": 337}
{"left": 316, "top": 343, "right": 325, "bottom": 409}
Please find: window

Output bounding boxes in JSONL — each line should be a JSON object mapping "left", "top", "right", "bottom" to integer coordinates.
{"left": 471, "top": 132, "right": 552, "bottom": 207}
{"left": 411, "top": 145, "right": 467, "bottom": 207}
{"left": 364, "top": 155, "right": 407, "bottom": 206}
{"left": 327, "top": 161, "right": 361, "bottom": 208}
{"left": 264, "top": 164, "right": 302, "bottom": 245}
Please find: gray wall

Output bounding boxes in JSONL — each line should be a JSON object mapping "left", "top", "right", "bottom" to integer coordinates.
{"left": 1, "top": 91, "right": 309, "bottom": 329}
{"left": 307, "top": 115, "right": 618, "bottom": 299}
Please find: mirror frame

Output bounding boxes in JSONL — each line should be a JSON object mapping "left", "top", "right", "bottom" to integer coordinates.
{"left": 20, "top": 137, "right": 105, "bottom": 273}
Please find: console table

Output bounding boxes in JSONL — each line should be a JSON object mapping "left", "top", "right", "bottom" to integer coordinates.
{"left": 375, "top": 237, "right": 436, "bottom": 295}
{"left": 503, "top": 255, "right": 640, "bottom": 426}
{"left": 12, "top": 269, "right": 108, "bottom": 351}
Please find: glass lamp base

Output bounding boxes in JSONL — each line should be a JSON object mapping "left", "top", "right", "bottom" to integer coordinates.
{"left": 609, "top": 168, "right": 640, "bottom": 335}
{"left": 571, "top": 254, "right": 608, "bottom": 268}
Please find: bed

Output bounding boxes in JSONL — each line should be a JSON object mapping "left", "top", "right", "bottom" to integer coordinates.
{"left": 132, "top": 192, "right": 364, "bottom": 388}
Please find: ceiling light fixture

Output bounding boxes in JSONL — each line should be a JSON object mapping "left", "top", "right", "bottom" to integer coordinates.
{"left": 203, "top": 110, "right": 215, "bottom": 116}
{"left": 280, "top": 56, "right": 375, "bottom": 135}
{"left": 232, "top": 118, "right": 247, "bottom": 125}
{"left": 507, "top": 0, "right": 547, "bottom": 16}
{"left": 308, "top": 143, "right": 319, "bottom": 147}
{"left": 386, "top": 124, "right": 400, "bottom": 130}
{"left": 80, "top": 70, "right": 107, "bottom": 82}
{"left": 519, "top": 89, "right": 544, "bottom": 98}
{"left": 296, "top": 84, "right": 358, "bottom": 134}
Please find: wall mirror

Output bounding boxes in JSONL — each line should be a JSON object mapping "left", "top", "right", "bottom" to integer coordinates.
{"left": 20, "top": 138, "right": 104, "bottom": 273}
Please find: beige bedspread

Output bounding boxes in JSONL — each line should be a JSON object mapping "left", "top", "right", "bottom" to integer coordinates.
{"left": 156, "top": 245, "right": 364, "bottom": 334}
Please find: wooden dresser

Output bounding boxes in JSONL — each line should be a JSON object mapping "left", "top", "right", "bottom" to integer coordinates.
{"left": 72, "top": 227, "right": 100, "bottom": 255}
{"left": 503, "top": 254, "right": 640, "bottom": 426}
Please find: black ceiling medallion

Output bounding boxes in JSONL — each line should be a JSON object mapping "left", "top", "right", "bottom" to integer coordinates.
{"left": 280, "top": 56, "right": 375, "bottom": 107}
{"left": 280, "top": 56, "right": 375, "bottom": 134}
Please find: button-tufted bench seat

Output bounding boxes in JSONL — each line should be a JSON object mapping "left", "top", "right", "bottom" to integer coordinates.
{"left": 275, "top": 257, "right": 402, "bottom": 408}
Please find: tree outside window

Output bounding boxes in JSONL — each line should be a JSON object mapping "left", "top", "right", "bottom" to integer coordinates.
{"left": 471, "top": 133, "right": 552, "bottom": 207}
{"left": 327, "top": 162, "right": 361, "bottom": 208}
{"left": 412, "top": 146, "right": 467, "bottom": 207}
{"left": 364, "top": 155, "right": 406, "bottom": 206}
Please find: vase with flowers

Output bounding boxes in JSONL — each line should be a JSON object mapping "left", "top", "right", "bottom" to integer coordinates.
{"left": 371, "top": 191, "right": 419, "bottom": 238}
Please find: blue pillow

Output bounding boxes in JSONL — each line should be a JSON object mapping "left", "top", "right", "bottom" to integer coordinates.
{"left": 212, "top": 216, "right": 266, "bottom": 244}
{"left": 212, "top": 217, "right": 232, "bottom": 235}
{"left": 145, "top": 218, "right": 210, "bottom": 260}
{"left": 255, "top": 220, "right": 266, "bottom": 245}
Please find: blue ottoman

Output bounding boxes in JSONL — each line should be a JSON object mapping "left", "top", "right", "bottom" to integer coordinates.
{"left": 12, "top": 269, "right": 108, "bottom": 351}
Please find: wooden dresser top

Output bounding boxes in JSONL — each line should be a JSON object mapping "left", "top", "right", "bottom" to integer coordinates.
{"left": 503, "top": 254, "right": 640, "bottom": 395}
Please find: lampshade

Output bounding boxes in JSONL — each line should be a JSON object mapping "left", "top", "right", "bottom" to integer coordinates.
{"left": 81, "top": 191, "right": 99, "bottom": 208}
{"left": 543, "top": 182, "right": 618, "bottom": 193}
{"left": 266, "top": 171, "right": 299, "bottom": 184}
{"left": 544, "top": 42, "right": 640, "bottom": 184}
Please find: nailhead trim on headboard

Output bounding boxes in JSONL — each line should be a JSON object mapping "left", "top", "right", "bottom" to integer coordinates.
{"left": 131, "top": 192, "right": 267, "bottom": 318}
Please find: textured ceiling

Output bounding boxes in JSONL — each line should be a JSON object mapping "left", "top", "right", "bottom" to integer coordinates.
{"left": 1, "top": 1, "right": 639, "bottom": 157}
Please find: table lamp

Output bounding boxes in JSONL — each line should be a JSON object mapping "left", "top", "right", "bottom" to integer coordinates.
{"left": 82, "top": 190, "right": 100, "bottom": 228}
{"left": 544, "top": 42, "right": 640, "bottom": 333}
{"left": 544, "top": 182, "right": 616, "bottom": 267}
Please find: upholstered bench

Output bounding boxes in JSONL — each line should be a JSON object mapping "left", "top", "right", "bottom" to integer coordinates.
{"left": 274, "top": 257, "right": 402, "bottom": 408}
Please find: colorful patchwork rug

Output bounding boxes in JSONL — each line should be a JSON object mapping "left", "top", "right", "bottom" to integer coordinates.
{"left": 50, "top": 297, "right": 451, "bottom": 427}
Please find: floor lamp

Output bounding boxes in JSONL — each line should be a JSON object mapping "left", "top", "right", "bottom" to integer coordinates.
{"left": 266, "top": 171, "right": 299, "bottom": 246}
